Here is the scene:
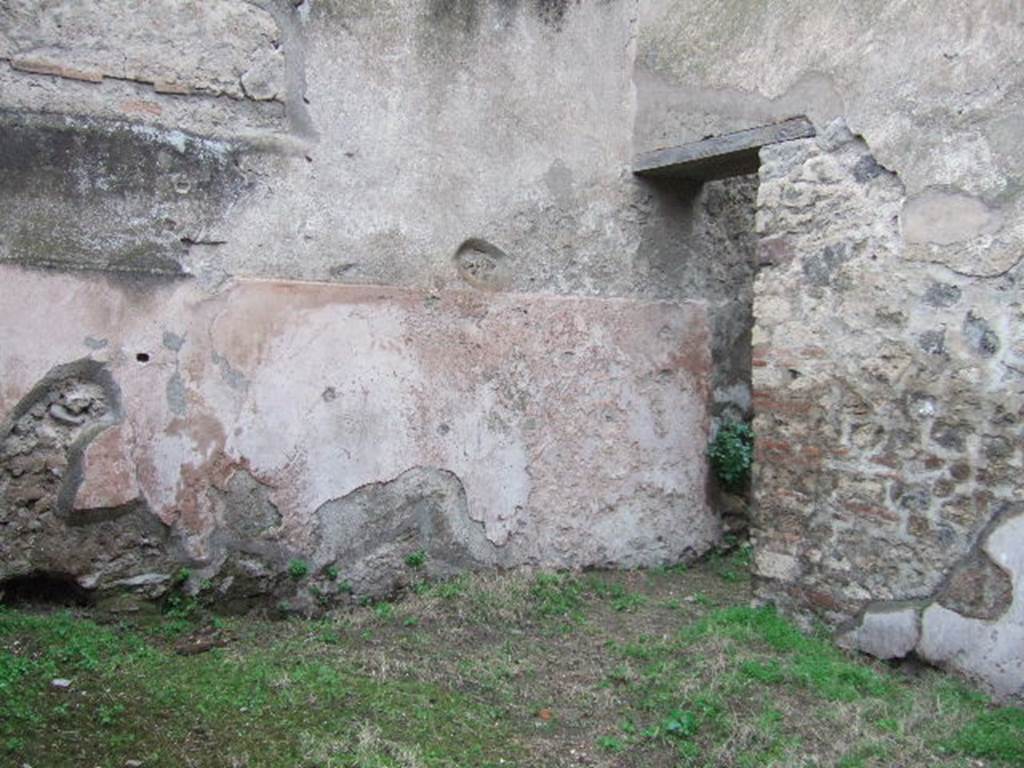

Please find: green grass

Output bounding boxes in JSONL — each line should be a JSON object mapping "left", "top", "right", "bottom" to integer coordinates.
{"left": 0, "top": 607, "right": 513, "bottom": 767}
{"left": 2, "top": 556, "right": 1022, "bottom": 768}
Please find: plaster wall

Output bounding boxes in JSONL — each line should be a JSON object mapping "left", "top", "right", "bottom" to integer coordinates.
{"left": 0, "top": 263, "right": 714, "bottom": 608}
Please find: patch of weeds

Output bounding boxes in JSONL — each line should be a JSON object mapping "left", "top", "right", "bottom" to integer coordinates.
{"left": 687, "top": 606, "right": 894, "bottom": 702}
{"left": 530, "top": 572, "right": 583, "bottom": 621}
{"left": 948, "top": 707, "right": 1024, "bottom": 764}
{"left": 324, "top": 565, "right": 339, "bottom": 582}
{"left": 309, "top": 586, "right": 331, "bottom": 608}
{"left": 288, "top": 559, "right": 310, "bottom": 580}
{"left": 708, "top": 419, "right": 754, "bottom": 490}
{"left": 430, "top": 575, "right": 468, "bottom": 600}
{"left": 651, "top": 562, "right": 688, "bottom": 577}
{"left": 405, "top": 550, "right": 427, "bottom": 569}
{"left": 709, "top": 539, "right": 753, "bottom": 583}
{"left": 160, "top": 592, "right": 200, "bottom": 638}
{"left": 98, "top": 702, "right": 126, "bottom": 727}
{"left": 590, "top": 580, "right": 648, "bottom": 612}
{"left": 606, "top": 662, "right": 635, "bottom": 685}
{"left": 0, "top": 610, "right": 155, "bottom": 751}
{"left": 597, "top": 735, "right": 626, "bottom": 752}
{"left": 614, "top": 636, "right": 673, "bottom": 661}
{"left": 837, "top": 743, "right": 890, "bottom": 768}
{"left": 788, "top": 651, "right": 892, "bottom": 701}
{"left": 651, "top": 709, "right": 698, "bottom": 740}
{"left": 612, "top": 592, "right": 648, "bottom": 613}
{"left": 318, "top": 627, "right": 342, "bottom": 645}
{"left": 740, "top": 659, "right": 785, "bottom": 684}
{"left": 374, "top": 602, "right": 395, "bottom": 621}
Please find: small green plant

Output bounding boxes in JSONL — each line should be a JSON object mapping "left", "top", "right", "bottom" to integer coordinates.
{"left": 611, "top": 591, "right": 648, "bottom": 613}
{"left": 405, "top": 550, "right": 427, "bottom": 569}
{"left": 708, "top": 419, "right": 754, "bottom": 490}
{"left": 530, "top": 573, "right": 583, "bottom": 619}
{"left": 598, "top": 735, "right": 626, "bottom": 752}
{"left": 324, "top": 565, "right": 339, "bottom": 582}
{"left": 288, "top": 559, "right": 310, "bottom": 580}
{"left": 430, "top": 576, "right": 468, "bottom": 600}
{"left": 658, "top": 709, "right": 698, "bottom": 740}
{"left": 98, "top": 703, "right": 125, "bottom": 727}
{"left": 172, "top": 567, "right": 191, "bottom": 586}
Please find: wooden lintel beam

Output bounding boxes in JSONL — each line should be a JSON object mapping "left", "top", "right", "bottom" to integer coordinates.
{"left": 633, "top": 117, "right": 817, "bottom": 181}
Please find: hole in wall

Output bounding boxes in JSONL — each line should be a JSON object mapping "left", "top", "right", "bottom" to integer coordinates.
{"left": 453, "top": 238, "right": 513, "bottom": 290}
{"left": 0, "top": 572, "right": 93, "bottom": 607}
{"left": 136, "top": 352, "right": 150, "bottom": 363}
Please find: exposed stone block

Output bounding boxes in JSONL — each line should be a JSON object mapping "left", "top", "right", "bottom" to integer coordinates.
{"left": 838, "top": 605, "right": 920, "bottom": 660}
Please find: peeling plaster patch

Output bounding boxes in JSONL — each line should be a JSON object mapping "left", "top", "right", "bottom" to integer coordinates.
{"left": 212, "top": 350, "right": 250, "bottom": 393}
{"left": 162, "top": 331, "right": 186, "bottom": 351}
{"left": 165, "top": 371, "right": 187, "bottom": 417}
{"left": 313, "top": 466, "right": 497, "bottom": 598}
{"left": 902, "top": 190, "right": 1002, "bottom": 247}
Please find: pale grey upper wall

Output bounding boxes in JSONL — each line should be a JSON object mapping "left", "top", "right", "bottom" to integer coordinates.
{"left": 214, "top": 0, "right": 642, "bottom": 290}
{"left": 4, "top": 0, "right": 1022, "bottom": 285}
{"left": 0, "top": 0, "right": 650, "bottom": 292}
{"left": 635, "top": 0, "right": 1024, "bottom": 278}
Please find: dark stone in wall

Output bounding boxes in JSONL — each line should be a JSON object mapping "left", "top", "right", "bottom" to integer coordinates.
{"left": 963, "top": 311, "right": 1000, "bottom": 357}
{"left": 427, "top": 0, "right": 576, "bottom": 31}
{"left": 938, "top": 550, "right": 1014, "bottom": 621}
{"left": 924, "top": 282, "right": 962, "bottom": 308}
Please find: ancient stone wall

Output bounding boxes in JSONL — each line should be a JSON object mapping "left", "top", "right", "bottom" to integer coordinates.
{"left": 751, "top": 121, "right": 1023, "bottom": 702}
{"left": 633, "top": 0, "right": 1024, "bottom": 701}
{"left": 3, "top": 0, "right": 1020, "bottom": 701}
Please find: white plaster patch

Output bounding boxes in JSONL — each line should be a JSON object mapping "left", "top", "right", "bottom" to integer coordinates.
{"left": 902, "top": 189, "right": 1002, "bottom": 247}
{"left": 918, "top": 515, "right": 1024, "bottom": 702}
